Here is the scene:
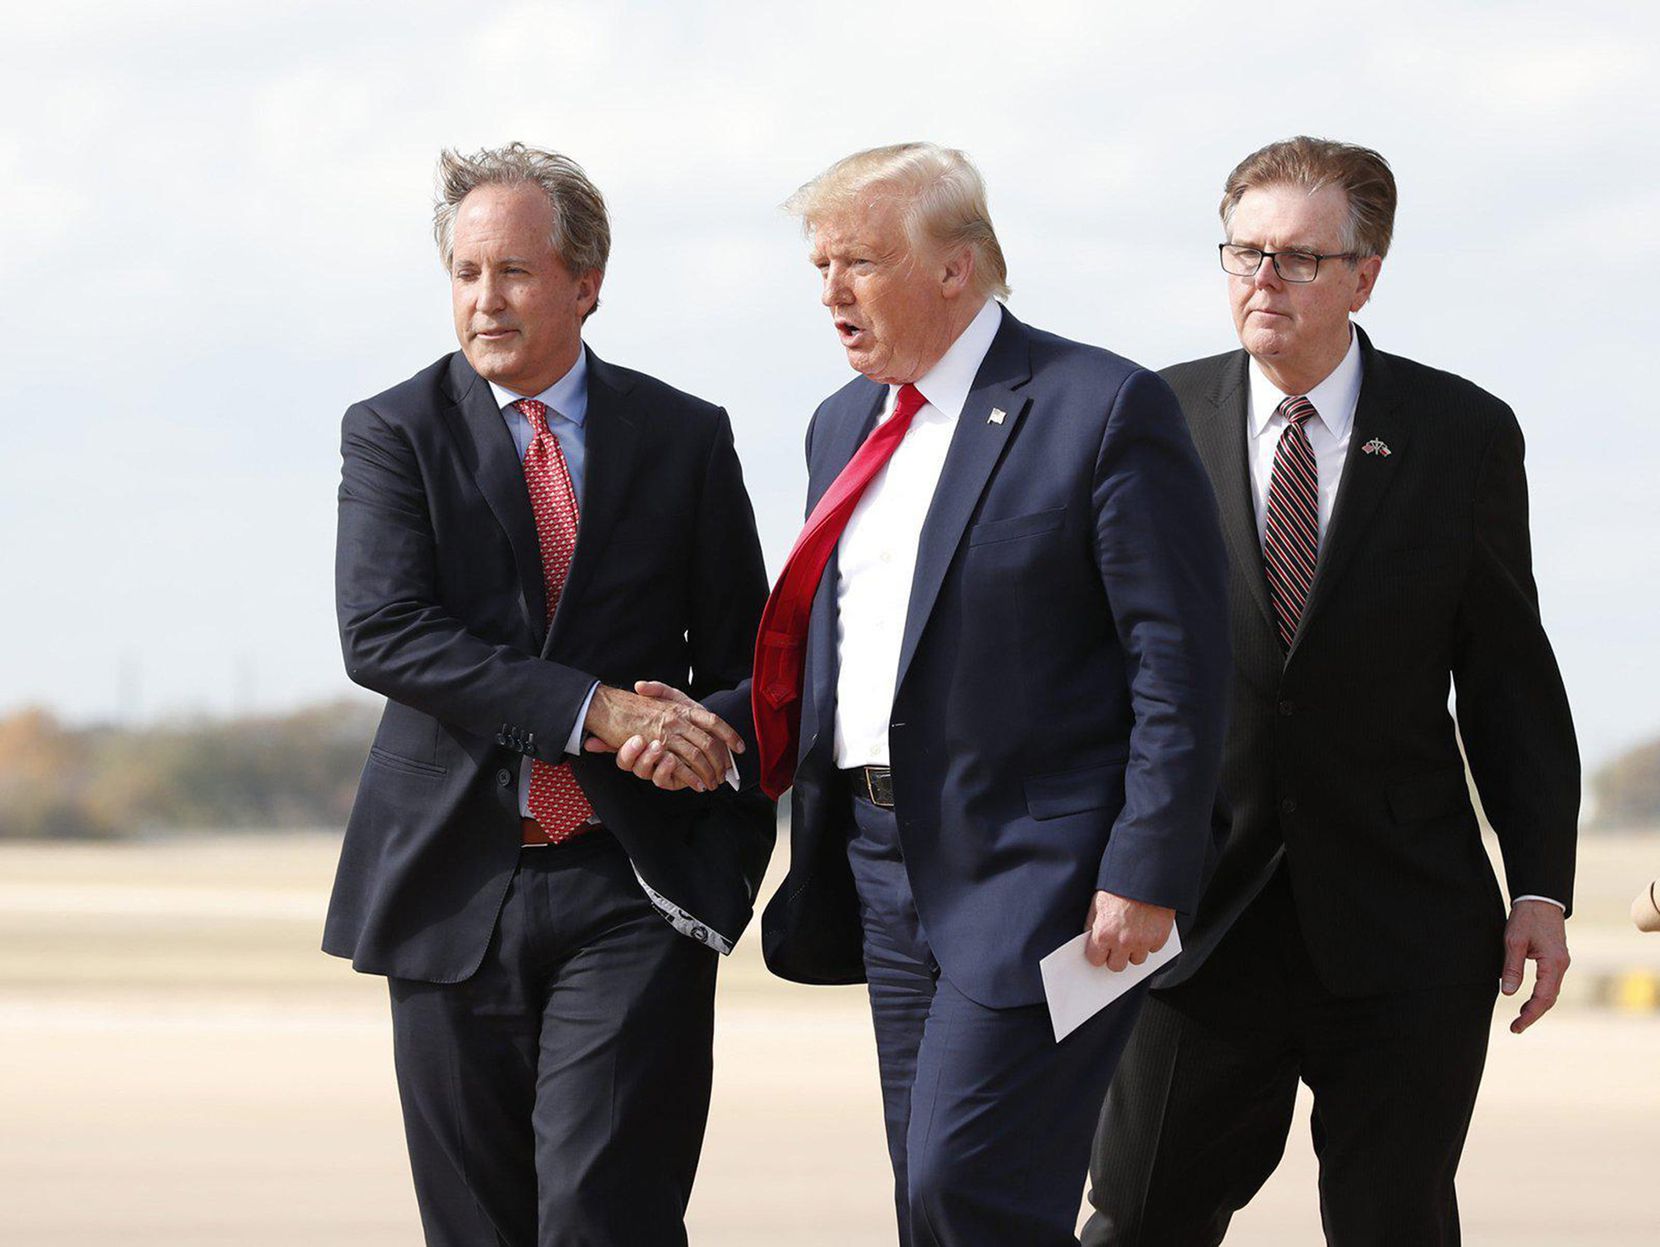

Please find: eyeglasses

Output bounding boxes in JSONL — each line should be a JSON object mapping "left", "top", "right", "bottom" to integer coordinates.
{"left": 1218, "top": 244, "right": 1356, "bottom": 284}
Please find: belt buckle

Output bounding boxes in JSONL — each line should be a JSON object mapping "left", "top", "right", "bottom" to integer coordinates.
{"left": 864, "top": 766, "right": 894, "bottom": 809}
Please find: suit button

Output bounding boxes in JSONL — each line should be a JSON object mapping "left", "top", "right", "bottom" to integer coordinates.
{"left": 1280, "top": 797, "right": 1298, "bottom": 815}
{"left": 1278, "top": 700, "right": 1295, "bottom": 717}
{"left": 496, "top": 768, "right": 514, "bottom": 788}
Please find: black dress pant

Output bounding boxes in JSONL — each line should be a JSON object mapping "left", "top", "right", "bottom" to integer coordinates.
{"left": 1083, "top": 867, "right": 1496, "bottom": 1247}
{"left": 388, "top": 832, "right": 718, "bottom": 1247}
{"left": 849, "top": 792, "right": 1147, "bottom": 1247}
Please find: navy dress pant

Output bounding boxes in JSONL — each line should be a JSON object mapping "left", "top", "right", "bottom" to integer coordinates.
{"left": 387, "top": 832, "right": 717, "bottom": 1247}
{"left": 848, "top": 791, "right": 1147, "bottom": 1247}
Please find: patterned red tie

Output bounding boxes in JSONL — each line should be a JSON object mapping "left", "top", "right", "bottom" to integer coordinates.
{"left": 752, "top": 383, "right": 928, "bottom": 799}
{"left": 515, "top": 398, "right": 594, "bottom": 844}
{"left": 1262, "top": 395, "right": 1320, "bottom": 651}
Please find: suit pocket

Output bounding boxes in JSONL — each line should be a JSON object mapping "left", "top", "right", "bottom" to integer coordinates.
{"left": 367, "top": 746, "right": 448, "bottom": 778}
{"left": 1385, "top": 767, "right": 1468, "bottom": 824}
{"left": 1024, "top": 754, "right": 1128, "bottom": 820}
{"left": 967, "top": 506, "right": 1066, "bottom": 547}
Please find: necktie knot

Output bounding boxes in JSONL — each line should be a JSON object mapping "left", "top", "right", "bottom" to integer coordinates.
{"left": 513, "top": 397, "right": 551, "bottom": 436}
{"left": 892, "top": 383, "right": 926, "bottom": 426}
{"left": 1277, "top": 395, "right": 1318, "bottom": 428}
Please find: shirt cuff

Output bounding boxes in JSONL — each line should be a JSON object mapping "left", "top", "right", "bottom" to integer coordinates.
{"left": 565, "top": 681, "right": 601, "bottom": 756}
{"left": 1512, "top": 894, "right": 1566, "bottom": 911}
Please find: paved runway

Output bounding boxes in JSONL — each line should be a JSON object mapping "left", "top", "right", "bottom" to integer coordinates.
{"left": 2, "top": 832, "right": 1656, "bottom": 1244}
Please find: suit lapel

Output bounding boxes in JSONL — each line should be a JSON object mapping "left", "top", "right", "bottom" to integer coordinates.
{"left": 444, "top": 354, "right": 548, "bottom": 641}
{"left": 545, "top": 350, "right": 641, "bottom": 657}
{"left": 1290, "top": 328, "right": 1409, "bottom": 655}
{"left": 1189, "top": 351, "right": 1277, "bottom": 637}
{"left": 893, "top": 309, "right": 1033, "bottom": 695}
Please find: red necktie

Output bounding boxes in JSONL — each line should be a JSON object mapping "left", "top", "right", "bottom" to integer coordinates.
{"left": 1262, "top": 395, "right": 1320, "bottom": 651}
{"left": 752, "top": 383, "right": 928, "bottom": 798}
{"left": 514, "top": 398, "right": 595, "bottom": 844}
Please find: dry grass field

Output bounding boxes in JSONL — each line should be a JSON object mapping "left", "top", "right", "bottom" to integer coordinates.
{"left": 1, "top": 829, "right": 1657, "bottom": 1245}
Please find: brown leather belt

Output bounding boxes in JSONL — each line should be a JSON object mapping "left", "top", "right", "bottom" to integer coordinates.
{"left": 846, "top": 765, "right": 895, "bottom": 809}
{"left": 521, "top": 817, "right": 602, "bottom": 847}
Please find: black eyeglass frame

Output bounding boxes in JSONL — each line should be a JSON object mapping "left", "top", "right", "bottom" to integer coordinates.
{"left": 1218, "top": 243, "right": 1358, "bottom": 283}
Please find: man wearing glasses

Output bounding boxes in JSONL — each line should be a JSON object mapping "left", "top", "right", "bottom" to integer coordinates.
{"left": 1084, "top": 136, "right": 1579, "bottom": 1245}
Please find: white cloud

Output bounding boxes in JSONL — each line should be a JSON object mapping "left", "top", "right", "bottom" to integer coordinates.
{"left": 1, "top": 0, "right": 1656, "bottom": 762}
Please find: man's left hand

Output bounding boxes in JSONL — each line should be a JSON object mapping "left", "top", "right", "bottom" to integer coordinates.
{"left": 1502, "top": 899, "right": 1571, "bottom": 1035}
{"left": 1085, "top": 891, "right": 1176, "bottom": 972}
{"left": 587, "top": 681, "right": 735, "bottom": 792}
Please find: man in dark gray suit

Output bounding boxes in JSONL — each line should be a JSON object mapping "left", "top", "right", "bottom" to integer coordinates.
{"left": 1085, "top": 136, "right": 1579, "bottom": 1246}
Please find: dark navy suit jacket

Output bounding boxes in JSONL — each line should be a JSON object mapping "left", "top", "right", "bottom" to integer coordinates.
{"left": 324, "top": 349, "right": 773, "bottom": 982}
{"left": 762, "top": 308, "right": 1232, "bottom": 1008}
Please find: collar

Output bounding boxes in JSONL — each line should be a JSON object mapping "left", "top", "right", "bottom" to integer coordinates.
{"left": 1247, "top": 324, "right": 1362, "bottom": 439}
{"left": 892, "top": 298, "right": 1003, "bottom": 420}
{"left": 488, "top": 345, "right": 589, "bottom": 426}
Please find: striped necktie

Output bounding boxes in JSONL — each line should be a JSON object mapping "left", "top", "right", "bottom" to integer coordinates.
{"left": 1262, "top": 395, "right": 1320, "bottom": 651}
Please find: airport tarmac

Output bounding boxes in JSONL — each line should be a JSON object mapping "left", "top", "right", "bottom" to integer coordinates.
{"left": 2, "top": 831, "right": 1656, "bottom": 1245}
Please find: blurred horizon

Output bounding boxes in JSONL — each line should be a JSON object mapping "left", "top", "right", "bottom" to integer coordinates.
{"left": 3, "top": 1, "right": 1657, "bottom": 767}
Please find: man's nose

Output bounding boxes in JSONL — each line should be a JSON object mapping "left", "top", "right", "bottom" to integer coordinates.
{"left": 476, "top": 272, "right": 507, "bottom": 312}
{"left": 821, "top": 266, "right": 849, "bottom": 308}
{"left": 1252, "top": 257, "right": 1283, "bottom": 291}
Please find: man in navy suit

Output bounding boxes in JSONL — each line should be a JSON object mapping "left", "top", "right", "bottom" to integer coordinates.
{"left": 746, "top": 143, "right": 1230, "bottom": 1247}
{"left": 325, "top": 144, "right": 771, "bottom": 1246}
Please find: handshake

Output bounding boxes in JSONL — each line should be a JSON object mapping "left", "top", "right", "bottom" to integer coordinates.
{"left": 580, "top": 680, "right": 745, "bottom": 793}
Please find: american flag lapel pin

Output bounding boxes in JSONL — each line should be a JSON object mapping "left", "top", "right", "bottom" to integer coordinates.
{"left": 1361, "top": 438, "right": 1392, "bottom": 457}
{"left": 988, "top": 407, "right": 1006, "bottom": 425}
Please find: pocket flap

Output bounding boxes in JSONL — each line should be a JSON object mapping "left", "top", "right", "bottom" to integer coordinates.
{"left": 968, "top": 506, "right": 1066, "bottom": 547}
{"left": 1024, "top": 757, "right": 1125, "bottom": 820}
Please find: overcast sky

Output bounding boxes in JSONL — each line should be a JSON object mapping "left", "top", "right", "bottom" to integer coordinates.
{"left": 2, "top": 0, "right": 1654, "bottom": 767}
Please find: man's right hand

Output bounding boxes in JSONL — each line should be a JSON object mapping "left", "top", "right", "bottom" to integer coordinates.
{"left": 581, "top": 682, "right": 743, "bottom": 793}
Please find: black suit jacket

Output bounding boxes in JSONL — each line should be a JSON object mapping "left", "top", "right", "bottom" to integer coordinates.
{"left": 763, "top": 309, "right": 1231, "bottom": 1009}
{"left": 1158, "top": 327, "right": 1579, "bottom": 997}
{"left": 324, "top": 349, "right": 773, "bottom": 982}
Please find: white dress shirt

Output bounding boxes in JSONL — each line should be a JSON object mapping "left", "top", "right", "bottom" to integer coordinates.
{"left": 1245, "top": 326, "right": 1362, "bottom": 549}
{"left": 833, "top": 298, "right": 1004, "bottom": 768}
{"left": 1243, "top": 326, "right": 1561, "bottom": 913}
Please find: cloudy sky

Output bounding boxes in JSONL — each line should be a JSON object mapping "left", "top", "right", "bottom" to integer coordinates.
{"left": 3, "top": 0, "right": 1654, "bottom": 767}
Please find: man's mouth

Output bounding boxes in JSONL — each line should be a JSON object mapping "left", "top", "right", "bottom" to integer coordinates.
{"left": 475, "top": 326, "right": 517, "bottom": 341}
{"left": 835, "top": 319, "right": 865, "bottom": 345}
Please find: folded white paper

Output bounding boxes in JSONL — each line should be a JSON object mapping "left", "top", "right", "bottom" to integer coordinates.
{"left": 1039, "top": 929, "right": 1182, "bottom": 1042}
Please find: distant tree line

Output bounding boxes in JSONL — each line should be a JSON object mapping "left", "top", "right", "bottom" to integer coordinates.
{"left": 1, "top": 699, "right": 1657, "bottom": 838}
{"left": 0, "top": 700, "right": 379, "bottom": 839}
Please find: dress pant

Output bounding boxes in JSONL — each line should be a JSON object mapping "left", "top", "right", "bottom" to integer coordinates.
{"left": 848, "top": 790, "right": 1147, "bottom": 1247}
{"left": 1083, "top": 866, "right": 1496, "bottom": 1247}
{"left": 387, "top": 831, "right": 717, "bottom": 1247}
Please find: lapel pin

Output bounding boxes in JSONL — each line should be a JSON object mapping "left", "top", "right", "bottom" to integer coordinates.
{"left": 988, "top": 407, "right": 1006, "bottom": 425}
{"left": 1361, "top": 438, "right": 1392, "bottom": 457}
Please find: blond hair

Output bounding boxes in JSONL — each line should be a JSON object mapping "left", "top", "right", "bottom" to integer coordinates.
{"left": 786, "top": 142, "right": 1011, "bottom": 300}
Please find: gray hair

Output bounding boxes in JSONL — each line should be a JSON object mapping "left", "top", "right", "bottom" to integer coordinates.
{"left": 433, "top": 142, "right": 611, "bottom": 318}
{"left": 785, "top": 142, "right": 1011, "bottom": 301}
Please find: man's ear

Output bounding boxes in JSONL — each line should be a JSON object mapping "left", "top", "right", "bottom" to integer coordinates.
{"left": 1350, "top": 255, "right": 1382, "bottom": 313}
{"left": 940, "top": 245, "right": 976, "bottom": 300}
{"left": 577, "top": 268, "right": 604, "bottom": 317}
